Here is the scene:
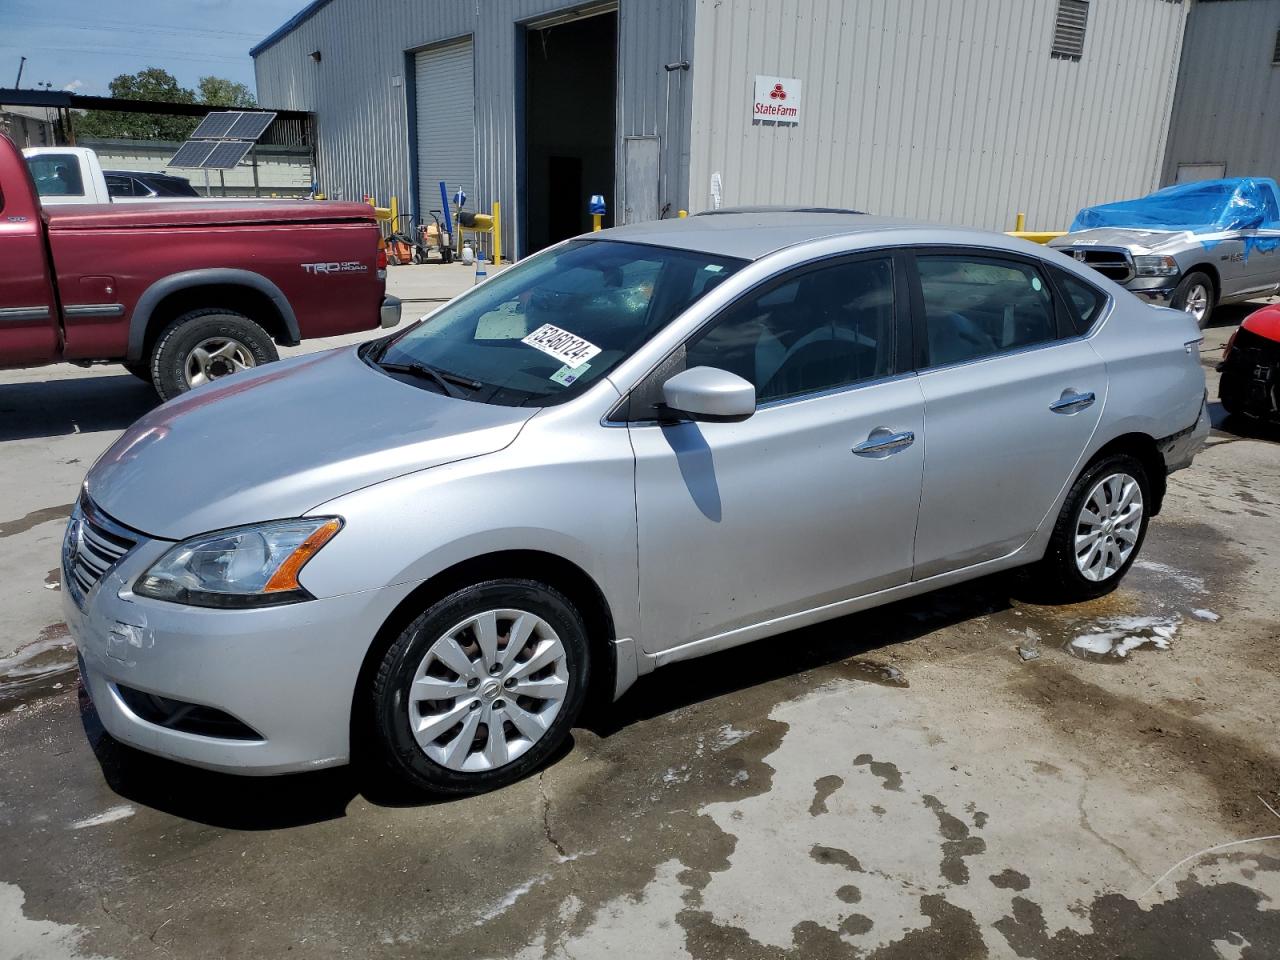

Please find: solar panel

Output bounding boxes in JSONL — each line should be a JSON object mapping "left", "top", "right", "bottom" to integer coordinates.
{"left": 168, "top": 140, "right": 218, "bottom": 168}
{"left": 201, "top": 140, "right": 254, "bottom": 169}
{"left": 227, "top": 112, "right": 276, "bottom": 141}
{"left": 191, "top": 111, "right": 243, "bottom": 140}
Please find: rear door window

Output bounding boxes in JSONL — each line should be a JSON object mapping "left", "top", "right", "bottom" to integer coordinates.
{"left": 26, "top": 154, "right": 85, "bottom": 197}
{"left": 915, "top": 255, "right": 1058, "bottom": 368}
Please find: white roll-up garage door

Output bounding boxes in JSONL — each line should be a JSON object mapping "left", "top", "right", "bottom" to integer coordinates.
{"left": 415, "top": 39, "right": 475, "bottom": 221}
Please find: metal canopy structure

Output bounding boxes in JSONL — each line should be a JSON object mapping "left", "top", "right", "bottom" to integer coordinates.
{"left": 169, "top": 110, "right": 278, "bottom": 170}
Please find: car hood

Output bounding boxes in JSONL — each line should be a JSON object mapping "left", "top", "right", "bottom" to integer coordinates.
{"left": 1050, "top": 227, "right": 1189, "bottom": 254}
{"left": 86, "top": 347, "right": 537, "bottom": 540}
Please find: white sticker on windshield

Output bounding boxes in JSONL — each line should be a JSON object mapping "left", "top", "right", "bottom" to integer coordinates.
{"left": 550, "top": 361, "right": 590, "bottom": 386}
{"left": 521, "top": 323, "right": 601, "bottom": 369}
{"left": 1031, "top": 276, "right": 1043, "bottom": 292}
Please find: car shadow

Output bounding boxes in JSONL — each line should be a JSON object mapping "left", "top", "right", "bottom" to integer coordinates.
{"left": 78, "top": 573, "right": 1017, "bottom": 829}
{"left": 0, "top": 371, "right": 158, "bottom": 442}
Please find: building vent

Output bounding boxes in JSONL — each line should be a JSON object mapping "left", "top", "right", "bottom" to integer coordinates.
{"left": 1051, "top": 0, "right": 1090, "bottom": 61}
{"left": 1273, "top": 27, "right": 1280, "bottom": 66}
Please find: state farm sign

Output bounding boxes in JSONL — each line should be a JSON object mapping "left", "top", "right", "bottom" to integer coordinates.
{"left": 753, "top": 75, "right": 801, "bottom": 124}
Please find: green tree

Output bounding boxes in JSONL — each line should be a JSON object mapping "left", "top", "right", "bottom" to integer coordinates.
{"left": 77, "top": 69, "right": 259, "bottom": 142}
{"left": 197, "top": 76, "right": 256, "bottom": 108}
{"left": 77, "top": 67, "right": 197, "bottom": 141}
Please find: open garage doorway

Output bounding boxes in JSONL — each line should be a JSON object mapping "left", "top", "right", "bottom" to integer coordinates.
{"left": 522, "top": 8, "right": 617, "bottom": 254}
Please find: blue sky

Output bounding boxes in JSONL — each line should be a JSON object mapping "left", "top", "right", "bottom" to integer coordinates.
{"left": 1, "top": 0, "right": 306, "bottom": 97}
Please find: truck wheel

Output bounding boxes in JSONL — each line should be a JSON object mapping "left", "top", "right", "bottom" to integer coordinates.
{"left": 1171, "top": 271, "right": 1215, "bottom": 329}
{"left": 150, "top": 308, "right": 278, "bottom": 401}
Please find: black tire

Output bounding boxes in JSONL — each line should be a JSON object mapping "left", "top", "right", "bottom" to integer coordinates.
{"left": 149, "top": 308, "right": 278, "bottom": 401}
{"left": 1170, "top": 270, "right": 1215, "bottom": 329}
{"left": 369, "top": 579, "right": 590, "bottom": 795}
{"left": 1025, "top": 453, "right": 1153, "bottom": 603}
{"left": 441, "top": 247, "right": 454, "bottom": 264}
{"left": 121, "top": 361, "right": 152, "bottom": 383}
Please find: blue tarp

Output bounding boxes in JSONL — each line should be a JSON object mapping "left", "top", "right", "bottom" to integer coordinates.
{"left": 1070, "top": 177, "right": 1280, "bottom": 235}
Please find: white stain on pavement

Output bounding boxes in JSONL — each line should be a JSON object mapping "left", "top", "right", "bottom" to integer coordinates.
{"left": 0, "top": 881, "right": 114, "bottom": 959}
{"left": 1069, "top": 616, "right": 1179, "bottom": 658}
{"left": 1192, "top": 608, "right": 1221, "bottom": 622}
{"left": 69, "top": 805, "right": 135, "bottom": 830}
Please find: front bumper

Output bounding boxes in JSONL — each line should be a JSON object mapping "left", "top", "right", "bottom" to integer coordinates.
{"left": 64, "top": 527, "right": 415, "bottom": 775}
{"left": 380, "top": 295, "right": 402, "bottom": 329}
{"left": 1122, "top": 276, "right": 1179, "bottom": 307}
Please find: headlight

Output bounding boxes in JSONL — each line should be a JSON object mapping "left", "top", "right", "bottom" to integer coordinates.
{"left": 1133, "top": 255, "right": 1178, "bottom": 277}
{"left": 134, "top": 517, "right": 342, "bottom": 608}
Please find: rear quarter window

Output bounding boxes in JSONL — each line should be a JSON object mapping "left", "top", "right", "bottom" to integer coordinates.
{"left": 1049, "top": 266, "right": 1109, "bottom": 334}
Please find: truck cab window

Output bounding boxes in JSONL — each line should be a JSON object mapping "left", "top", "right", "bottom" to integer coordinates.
{"left": 26, "top": 154, "right": 85, "bottom": 197}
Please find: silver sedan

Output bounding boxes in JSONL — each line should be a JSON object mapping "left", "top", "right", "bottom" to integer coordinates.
{"left": 64, "top": 211, "right": 1209, "bottom": 792}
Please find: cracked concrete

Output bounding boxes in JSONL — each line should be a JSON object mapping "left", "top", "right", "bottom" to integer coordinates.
{"left": 1, "top": 304, "right": 1278, "bottom": 958}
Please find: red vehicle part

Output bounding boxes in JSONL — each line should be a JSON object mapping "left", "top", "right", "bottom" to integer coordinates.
{"left": 0, "top": 133, "right": 400, "bottom": 395}
{"left": 1218, "top": 304, "right": 1280, "bottom": 421}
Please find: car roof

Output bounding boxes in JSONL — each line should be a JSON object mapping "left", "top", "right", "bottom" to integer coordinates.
{"left": 590, "top": 209, "right": 1013, "bottom": 261}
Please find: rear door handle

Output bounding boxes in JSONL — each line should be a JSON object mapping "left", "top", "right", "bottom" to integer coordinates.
{"left": 1050, "top": 391, "right": 1096, "bottom": 414}
{"left": 853, "top": 429, "right": 915, "bottom": 456}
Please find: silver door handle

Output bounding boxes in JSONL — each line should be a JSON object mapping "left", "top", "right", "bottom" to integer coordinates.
{"left": 852, "top": 430, "right": 915, "bottom": 455}
{"left": 1050, "top": 391, "right": 1095, "bottom": 414}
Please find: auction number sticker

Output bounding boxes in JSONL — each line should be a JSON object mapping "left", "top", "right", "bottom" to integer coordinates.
{"left": 521, "top": 324, "right": 601, "bottom": 369}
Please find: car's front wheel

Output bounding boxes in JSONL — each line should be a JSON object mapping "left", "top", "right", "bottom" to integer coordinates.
{"left": 1027, "top": 453, "right": 1152, "bottom": 603}
{"left": 370, "top": 580, "right": 590, "bottom": 794}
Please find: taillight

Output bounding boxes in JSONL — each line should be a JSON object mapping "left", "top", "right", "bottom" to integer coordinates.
{"left": 376, "top": 239, "right": 387, "bottom": 279}
{"left": 1223, "top": 330, "right": 1237, "bottom": 357}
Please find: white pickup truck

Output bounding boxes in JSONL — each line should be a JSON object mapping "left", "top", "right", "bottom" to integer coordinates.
{"left": 22, "top": 146, "right": 202, "bottom": 205}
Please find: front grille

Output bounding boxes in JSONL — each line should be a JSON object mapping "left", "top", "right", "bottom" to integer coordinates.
{"left": 62, "top": 498, "right": 138, "bottom": 607}
{"left": 1067, "top": 247, "right": 1134, "bottom": 283}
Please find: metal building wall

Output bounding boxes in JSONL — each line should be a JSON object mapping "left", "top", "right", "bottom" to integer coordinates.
{"left": 252, "top": 0, "right": 695, "bottom": 258}
{"left": 687, "top": 0, "right": 1188, "bottom": 231}
{"left": 1162, "top": 0, "right": 1280, "bottom": 186}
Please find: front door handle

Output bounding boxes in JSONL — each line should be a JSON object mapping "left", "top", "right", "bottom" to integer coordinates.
{"left": 1050, "top": 390, "right": 1096, "bottom": 414}
{"left": 853, "top": 429, "right": 915, "bottom": 457}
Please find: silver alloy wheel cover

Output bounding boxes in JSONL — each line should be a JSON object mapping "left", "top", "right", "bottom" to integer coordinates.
{"left": 1183, "top": 283, "right": 1209, "bottom": 324}
{"left": 184, "top": 336, "right": 257, "bottom": 388}
{"left": 407, "top": 608, "right": 569, "bottom": 772}
{"left": 1074, "top": 472, "right": 1144, "bottom": 582}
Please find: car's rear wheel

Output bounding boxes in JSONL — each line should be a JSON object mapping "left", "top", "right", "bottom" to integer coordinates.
{"left": 1171, "top": 270, "right": 1215, "bottom": 328}
{"left": 1027, "top": 453, "right": 1151, "bottom": 603}
{"left": 370, "top": 580, "right": 590, "bottom": 794}
{"left": 149, "top": 308, "right": 278, "bottom": 401}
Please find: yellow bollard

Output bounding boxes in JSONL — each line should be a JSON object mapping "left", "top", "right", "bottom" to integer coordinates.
{"left": 492, "top": 201, "right": 502, "bottom": 265}
{"left": 678, "top": 209, "right": 688, "bottom": 218}
{"left": 1015, "top": 211, "right": 1026, "bottom": 232}
{"left": 390, "top": 195, "right": 398, "bottom": 231}
{"left": 592, "top": 213, "right": 603, "bottom": 232}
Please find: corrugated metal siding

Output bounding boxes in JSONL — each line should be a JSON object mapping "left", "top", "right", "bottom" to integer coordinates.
{"left": 253, "top": 0, "right": 695, "bottom": 258}
{"left": 687, "top": 0, "right": 1188, "bottom": 231}
{"left": 1162, "top": 0, "right": 1280, "bottom": 185}
{"left": 415, "top": 40, "right": 476, "bottom": 217}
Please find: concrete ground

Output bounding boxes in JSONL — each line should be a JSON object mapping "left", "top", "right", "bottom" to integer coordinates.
{"left": 1, "top": 277, "right": 1278, "bottom": 959}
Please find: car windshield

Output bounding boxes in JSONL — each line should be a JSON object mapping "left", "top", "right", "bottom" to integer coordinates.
{"left": 373, "top": 239, "right": 746, "bottom": 406}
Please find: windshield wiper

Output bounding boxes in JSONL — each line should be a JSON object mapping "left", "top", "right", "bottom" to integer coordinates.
{"left": 376, "top": 360, "right": 479, "bottom": 399}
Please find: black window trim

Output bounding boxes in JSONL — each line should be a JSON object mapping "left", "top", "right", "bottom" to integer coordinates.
{"left": 612, "top": 247, "right": 915, "bottom": 425}
{"left": 905, "top": 244, "right": 1083, "bottom": 374}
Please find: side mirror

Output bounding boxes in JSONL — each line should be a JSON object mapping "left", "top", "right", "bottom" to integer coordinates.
{"left": 659, "top": 366, "right": 756, "bottom": 423}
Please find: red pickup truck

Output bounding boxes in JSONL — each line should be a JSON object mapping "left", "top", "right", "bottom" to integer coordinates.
{"left": 0, "top": 134, "right": 399, "bottom": 398}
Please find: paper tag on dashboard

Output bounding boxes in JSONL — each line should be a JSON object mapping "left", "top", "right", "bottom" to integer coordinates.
{"left": 521, "top": 323, "right": 601, "bottom": 369}
{"left": 550, "top": 362, "right": 590, "bottom": 386}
